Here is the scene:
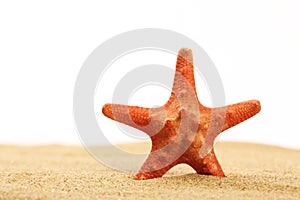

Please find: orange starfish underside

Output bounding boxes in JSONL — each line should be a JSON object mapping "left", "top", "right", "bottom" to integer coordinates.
{"left": 102, "top": 48, "right": 261, "bottom": 180}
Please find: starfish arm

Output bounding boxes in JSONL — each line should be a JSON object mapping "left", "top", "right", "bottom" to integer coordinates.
{"left": 102, "top": 103, "right": 151, "bottom": 131}
{"left": 169, "top": 48, "right": 197, "bottom": 103}
{"left": 188, "top": 149, "right": 225, "bottom": 177}
{"left": 133, "top": 151, "right": 178, "bottom": 180}
{"left": 134, "top": 162, "right": 176, "bottom": 180}
{"left": 221, "top": 99, "right": 261, "bottom": 132}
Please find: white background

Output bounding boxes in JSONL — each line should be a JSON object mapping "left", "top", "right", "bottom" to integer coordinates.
{"left": 1, "top": 1, "right": 300, "bottom": 149}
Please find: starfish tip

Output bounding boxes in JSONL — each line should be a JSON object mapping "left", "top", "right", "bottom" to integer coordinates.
{"left": 250, "top": 99, "right": 261, "bottom": 114}
{"left": 178, "top": 48, "right": 193, "bottom": 63}
{"left": 102, "top": 103, "right": 112, "bottom": 118}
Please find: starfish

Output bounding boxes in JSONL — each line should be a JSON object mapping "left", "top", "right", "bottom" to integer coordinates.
{"left": 102, "top": 48, "right": 261, "bottom": 180}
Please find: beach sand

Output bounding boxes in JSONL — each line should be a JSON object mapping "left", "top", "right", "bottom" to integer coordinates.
{"left": 0, "top": 142, "right": 299, "bottom": 200}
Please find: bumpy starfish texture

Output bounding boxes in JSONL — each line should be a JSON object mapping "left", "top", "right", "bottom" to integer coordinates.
{"left": 102, "top": 48, "right": 261, "bottom": 180}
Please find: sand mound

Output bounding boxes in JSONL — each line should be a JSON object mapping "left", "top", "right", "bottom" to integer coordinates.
{"left": 0, "top": 142, "right": 299, "bottom": 199}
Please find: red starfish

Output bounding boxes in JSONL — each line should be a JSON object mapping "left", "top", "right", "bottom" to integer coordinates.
{"left": 102, "top": 48, "right": 261, "bottom": 180}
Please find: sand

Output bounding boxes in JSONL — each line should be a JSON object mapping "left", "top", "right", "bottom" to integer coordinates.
{"left": 0, "top": 142, "right": 299, "bottom": 200}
